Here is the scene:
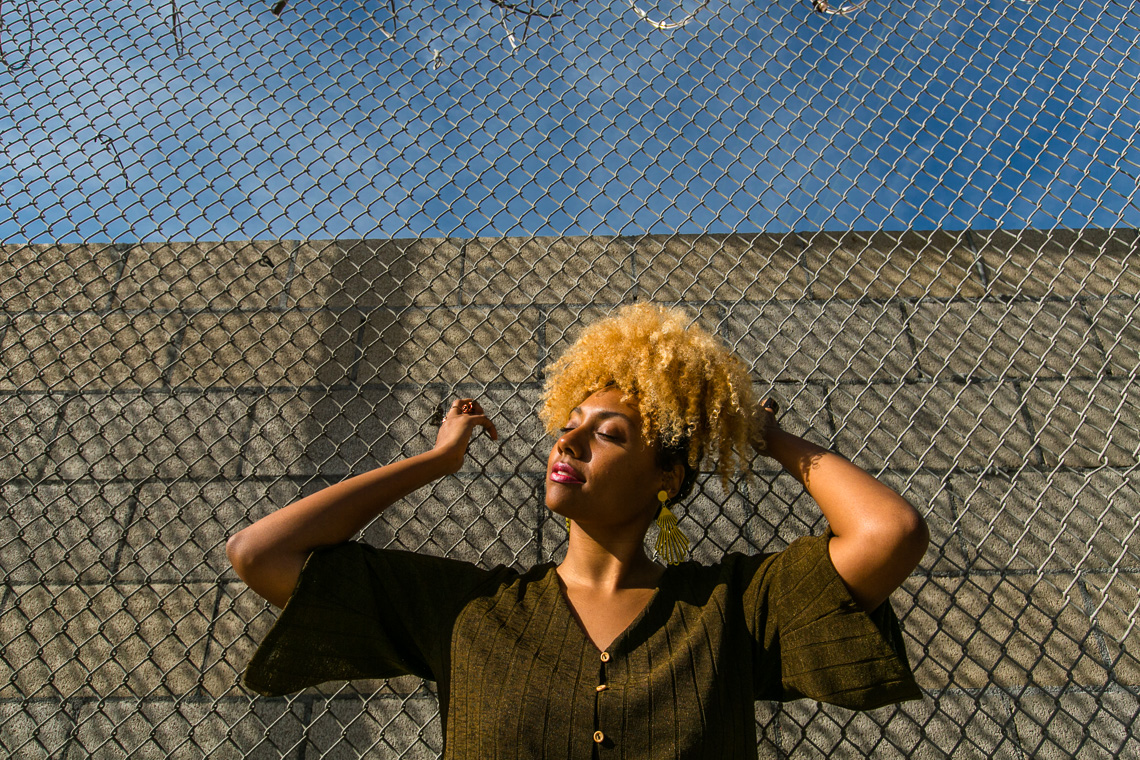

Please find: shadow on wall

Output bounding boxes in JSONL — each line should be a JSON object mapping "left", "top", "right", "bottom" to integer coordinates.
{"left": 245, "top": 237, "right": 548, "bottom": 567}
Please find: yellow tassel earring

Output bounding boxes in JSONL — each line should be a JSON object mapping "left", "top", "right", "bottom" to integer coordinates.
{"left": 654, "top": 490, "right": 689, "bottom": 565}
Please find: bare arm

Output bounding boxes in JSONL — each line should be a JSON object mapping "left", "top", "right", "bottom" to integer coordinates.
{"left": 226, "top": 399, "right": 497, "bottom": 608}
{"left": 755, "top": 402, "right": 928, "bottom": 611}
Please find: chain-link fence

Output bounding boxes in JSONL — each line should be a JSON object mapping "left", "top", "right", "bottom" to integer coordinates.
{"left": 2, "top": 0, "right": 1138, "bottom": 758}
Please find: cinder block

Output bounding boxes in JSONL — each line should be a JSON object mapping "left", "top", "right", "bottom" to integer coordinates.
{"left": 631, "top": 233, "right": 808, "bottom": 302}
{"left": 465, "top": 236, "right": 633, "bottom": 305}
{"left": 802, "top": 230, "right": 984, "bottom": 300}
{"left": 305, "top": 694, "right": 442, "bottom": 760}
{"left": 829, "top": 380, "right": 1036, "bottom": 472}
{"left": 1083, "top": 572, "right": 1140, "bottom": 686}
{"left": 541, "top": 304, "right": 613, "bottom": 365}
{"left": 170, "top": 310, "right": 362, "bottom": 389}
{"left": 726, "top": 300, "right": 918, "bottom": 383}
{"left": 1011, "top": 689, "right": 1139, "bottom": 760}
{"left": 117, "top": 240, "right": 295, "bottom": 311}
{"left": 979, "top": 229, "right": 1140, "bottom": 298}
{"left": 0, "top": 697, "right": 75, "bottom": 758}
{"left": 244, "top": 387, "right": 442, "bottom": 478}
{"left": 776, "top": 691, "right": 1018, "bottom": 759}
{"left": 363, "top": 473, "right": 541, "bottom": 569}
{"left": 0, "top": 582, "right": 217, "bottom": 699}
{"left": 292, "top": 238, "right": 464, "bottom": 309}
{"left": 1089, "top": 296, "right": 1139, "bottom": 377}
{"left": 0, "top": 311, "right": 178, "bottom": 392}
{"left": 69, "top": 696, "right": 311, "bottom": 758}
{"left": 1, "top": 481, "right": 133, "bottom": 583}
{"left": 1022, "top": 377, "right": 1138, "bottom": 468}
{"left": 0, "top": 242, "right": 123, "bottom": 312}
{"left": 896, "top": 573, "right": 1108, "bottom": 690}
{"left": 0, "top": 392, "right": 60, "bottom": 481}
{"left": 750, "top": 381, "right": 835, "bottom": 444}
{"left": 357, "top": 306, "right": 541, "bottom": 385}
{"left": 115, "top": 480, "right": 288, "bottom": 583}
{"left": 50, "top": 391, "right": 252, "bottom": 480}
{"left": 909, "top": 299, "right": 1104, "bottom": 381}
{"left": 949, "top": 469, "right": 1136, "bottom": 573}
{"left": 683, "top": 470, "right": 822, "bottom": 561}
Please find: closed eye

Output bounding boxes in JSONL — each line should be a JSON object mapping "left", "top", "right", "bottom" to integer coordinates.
{"left": 559, "top": 426, "right": 619, "bottom": 441}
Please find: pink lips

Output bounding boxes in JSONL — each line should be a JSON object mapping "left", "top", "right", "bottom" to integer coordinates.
{"left": 550, "top": 462, "right": 585, "bottom": 485}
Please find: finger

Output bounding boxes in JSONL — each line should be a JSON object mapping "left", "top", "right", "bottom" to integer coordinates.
{"left": 761, "top": 397, "right": 779, "bottom": 415}
{"left": 470, "top": 415, "right": 498, "bottom": 441}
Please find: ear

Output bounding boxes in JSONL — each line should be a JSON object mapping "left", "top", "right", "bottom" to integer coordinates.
{"left": 664, "top": 461, "right": 686, "bottom": 501}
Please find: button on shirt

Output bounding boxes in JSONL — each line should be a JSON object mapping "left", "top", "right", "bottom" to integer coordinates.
{"left": 245, "top": 532, "right": 921, "bottom": 759}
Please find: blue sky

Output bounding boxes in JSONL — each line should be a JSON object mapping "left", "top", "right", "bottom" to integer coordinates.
{"left": 1, "top": 0, "right": 1137, "bottom": 243}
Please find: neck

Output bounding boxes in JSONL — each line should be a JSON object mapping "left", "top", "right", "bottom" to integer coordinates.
{"left": 558, "top": 522, "right": 663, "bottom": 592}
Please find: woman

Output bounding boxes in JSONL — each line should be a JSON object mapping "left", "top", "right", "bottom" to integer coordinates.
{"left": 227, "top": 303, "right": 928, "bottom": 759}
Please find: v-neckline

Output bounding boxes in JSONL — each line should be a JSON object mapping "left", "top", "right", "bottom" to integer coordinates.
{"left": 550, "top": 565, "right": 670, "bottom": 653}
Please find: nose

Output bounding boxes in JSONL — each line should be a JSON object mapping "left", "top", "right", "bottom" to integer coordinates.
{"left": 557, "top": 427, "right": 585, "bottom": 458}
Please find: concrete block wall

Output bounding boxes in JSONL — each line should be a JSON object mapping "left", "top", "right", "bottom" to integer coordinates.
{"left": 1, "top": 229, "right": 1137, "bottom": 757}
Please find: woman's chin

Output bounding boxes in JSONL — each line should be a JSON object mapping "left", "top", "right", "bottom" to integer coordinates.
{"left": 544, "top": 491, "right": 573, "bottom": 519}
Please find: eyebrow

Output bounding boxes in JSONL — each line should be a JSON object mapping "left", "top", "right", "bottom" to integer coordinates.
{"left": 569, "top": 408, "right": 634, "bottom": 424}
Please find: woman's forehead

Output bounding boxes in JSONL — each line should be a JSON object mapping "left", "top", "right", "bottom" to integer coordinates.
{"left": 571, "top": 387, "right": 641, "bottom": 420}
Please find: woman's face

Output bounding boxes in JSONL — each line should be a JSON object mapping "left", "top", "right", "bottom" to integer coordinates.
{"left": 545, "top": 387, "right": 675, "bottom": 531}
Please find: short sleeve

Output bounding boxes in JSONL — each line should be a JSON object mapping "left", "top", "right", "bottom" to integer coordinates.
{"left": 243, "top": 542, "right": 498, "bottom": 696}
{"left": 743, "top": 533, "right": 922, "bottom": 709}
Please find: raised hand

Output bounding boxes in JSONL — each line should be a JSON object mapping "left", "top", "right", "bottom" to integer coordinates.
{"left": 433, "top": 398, "right": 499, "bottom": 473}
{"left": 751, "top": 396, "right": 781, "bottom": 454}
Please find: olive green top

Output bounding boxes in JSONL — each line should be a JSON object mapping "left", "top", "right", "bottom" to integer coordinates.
{"left": 245, "top": 533, "right": 921, "bottom": 759}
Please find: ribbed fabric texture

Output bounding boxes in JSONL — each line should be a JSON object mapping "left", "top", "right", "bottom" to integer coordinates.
{"left": 245, "top": 534, "right": 921, "bottom": 759}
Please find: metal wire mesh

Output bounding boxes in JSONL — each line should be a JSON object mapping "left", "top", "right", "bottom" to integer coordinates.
{"left": 2, "top": 0, "right": 1139, "bottom": 758}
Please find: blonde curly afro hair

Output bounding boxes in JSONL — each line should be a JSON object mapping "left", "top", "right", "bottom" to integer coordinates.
{"left": 540, "top": 303, "right": 756, "bottom": 490}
